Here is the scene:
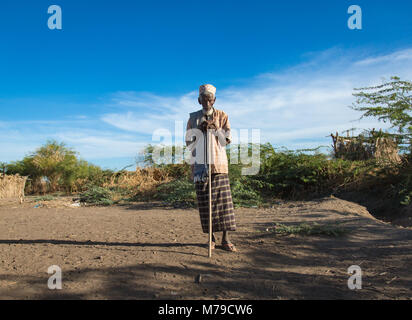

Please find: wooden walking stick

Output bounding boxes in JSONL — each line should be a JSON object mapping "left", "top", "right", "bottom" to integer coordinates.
{"left": 207, "top": 128, "right": 212, "bottom": 258}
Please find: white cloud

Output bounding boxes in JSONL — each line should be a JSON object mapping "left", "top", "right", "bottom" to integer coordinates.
{"left": 0, "top": 122, "right": 146, "bottom": 166}
{"left": 2, "top": 47, "right": 412, "bottom": 169}
{"left": 354, "top": 48, "right": 412, "bottom": 66}
{"left": 101, "top": 92, "right": 199, "bottom": 135}
{"left": 102, "top": 47, "right": 412, "bottom": 150}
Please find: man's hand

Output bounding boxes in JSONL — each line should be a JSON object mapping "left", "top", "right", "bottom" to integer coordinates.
{"left": 200, "top": 119, "right": 217, "bottom": 132}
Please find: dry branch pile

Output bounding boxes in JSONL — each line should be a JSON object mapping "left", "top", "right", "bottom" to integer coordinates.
{"left": 374, "top": 137, "right": 402, "bottom": 165}
{"left": 331, "top": 130, "right": 402, "bottom": 164}
{"left": 0, "top": 174, "right": 28, "bottom": 202}
{"left": 103, "top": 168, "right": 171, "bottom": 194}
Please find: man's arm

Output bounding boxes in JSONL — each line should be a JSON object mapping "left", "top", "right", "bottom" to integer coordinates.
{"left": 221, "top": 112, "right": 232, "bottom": 145}
{"left": 185, "top": 118, "right": 193, "bottom": 147}
{"left": 185, "top": 117, "right": 200, "bottom": 151}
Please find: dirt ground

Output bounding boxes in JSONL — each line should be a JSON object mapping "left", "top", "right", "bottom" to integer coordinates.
{"left": 0, "top": 196, "right": 411, "bottom": 300}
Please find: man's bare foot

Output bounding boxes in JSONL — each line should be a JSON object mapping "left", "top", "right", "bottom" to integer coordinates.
{"left": 206, "top": 241, "right": 216, "bottom": 250}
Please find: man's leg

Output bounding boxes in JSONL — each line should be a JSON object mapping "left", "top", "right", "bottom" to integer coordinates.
{"left": 221, "top": 231, "right": 237, "bottom": 251}
{"left": 222, "top": 231, "right": 230, "bottom": 244}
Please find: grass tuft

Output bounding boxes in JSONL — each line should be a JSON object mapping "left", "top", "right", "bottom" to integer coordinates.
{"left": 270, "top": 222, "right": 349, "bottom": 237}
{"left": 33, "top": 195, "right": 57, "bottom": 202}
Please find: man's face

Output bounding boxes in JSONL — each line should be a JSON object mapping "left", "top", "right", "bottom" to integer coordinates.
{"left": 199, "top": 93, "right": 216, "bottom": 111}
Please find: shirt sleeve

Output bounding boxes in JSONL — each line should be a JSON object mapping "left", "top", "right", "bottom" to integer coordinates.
{"left": 222, "top": 112, "right": 232, "bottom": 144}
{"left": 185, "top": 118, "right": 191, "bottom": 147}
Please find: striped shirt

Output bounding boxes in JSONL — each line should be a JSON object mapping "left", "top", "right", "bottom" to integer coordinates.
{"left": 186, "top": 108, "right": 232, "bottom": 174}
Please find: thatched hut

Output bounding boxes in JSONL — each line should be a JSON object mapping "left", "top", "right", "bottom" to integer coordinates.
{"left": 0, "top": 174, "right": 28, "bottom": 203}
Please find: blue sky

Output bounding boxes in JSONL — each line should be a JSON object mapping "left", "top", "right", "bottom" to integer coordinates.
{"left": 1, "top": 0, "right": 412, "bottom": 170}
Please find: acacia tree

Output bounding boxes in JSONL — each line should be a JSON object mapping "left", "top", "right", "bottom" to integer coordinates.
{"left": 6, "top": 140, "right": 78, "bottom": 192}
{"left": 30, "top": 140, "right": 78, "bottom": 191}
{"left": 351, "top": 76, "right": 412, "bottom": 153}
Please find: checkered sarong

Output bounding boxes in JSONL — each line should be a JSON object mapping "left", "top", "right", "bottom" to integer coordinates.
{"left": 195, "top": 173, "right": 236, "bottom": 233}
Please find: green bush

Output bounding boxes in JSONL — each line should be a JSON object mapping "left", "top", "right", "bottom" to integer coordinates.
{"left": 162, "top": 164, "right": 191, "bottom": 179}
{"left": 155, "top": 179, "right": 196, "bottom": 207}
{"left": 226, "top": 143, "right": 381, "bottom": 203}
{"left": 6, "top": 140, "right": 114, "bottom": 194}
{"left": 262, "top": 152, "right": 377, "bottom": 198}
{"left": 79, "top": 186, "right": 113, "bottom": 206}
{"left": 231, "top": 178, "right": 262, "bottom": 207}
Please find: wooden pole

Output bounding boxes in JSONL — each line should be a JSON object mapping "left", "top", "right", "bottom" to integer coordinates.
{"left": 208, "top": 129, "right": 212, "bottom": 258}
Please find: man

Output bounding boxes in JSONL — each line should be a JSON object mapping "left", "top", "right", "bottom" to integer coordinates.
{"left": 185, "top": 84, "right": 237, "bottom": 252}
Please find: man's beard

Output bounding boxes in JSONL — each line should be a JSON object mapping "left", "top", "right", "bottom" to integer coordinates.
{"left": 202, "top": 106, "right": 214, "bottom": 115}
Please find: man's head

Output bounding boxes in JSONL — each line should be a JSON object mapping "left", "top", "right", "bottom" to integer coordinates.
{"left": 198, "top": 84, "right": 216, "bottom": 111}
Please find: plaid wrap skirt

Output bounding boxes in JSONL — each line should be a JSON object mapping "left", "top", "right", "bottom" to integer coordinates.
{"left": 195, "top": 173, "right": 236, "bottom": 233}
